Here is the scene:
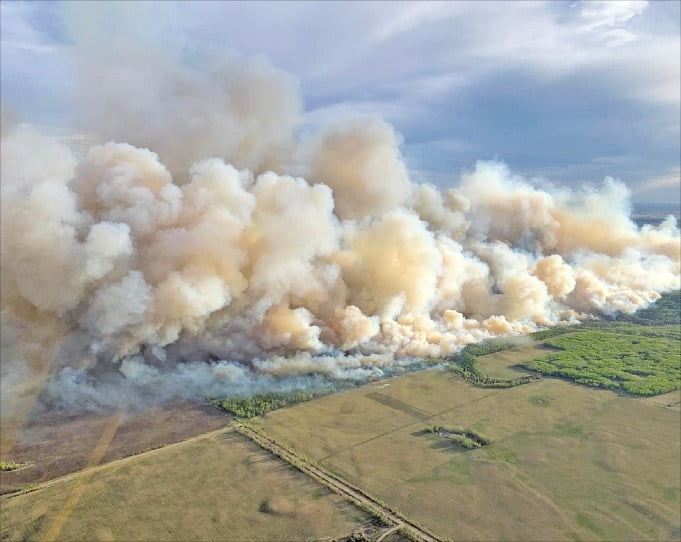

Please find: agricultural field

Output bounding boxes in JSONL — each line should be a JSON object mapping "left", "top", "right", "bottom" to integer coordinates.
{"left": 0, "top": 428, "right": 370, "bottom": 542}
{"left": 0, "top": 401, "right": 227, "bottom": 495}
{"left": 251, "top": 366, "right": 681, "bottom": 541}
{"left": 3, "top": 293, "right": 678, "bottom": 541}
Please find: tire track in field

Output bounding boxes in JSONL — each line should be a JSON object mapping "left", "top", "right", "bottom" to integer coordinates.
{"left": 1, "top": 426, "right": 231, "bottom": 503}
{"left": 41, "top": 413, "right": 124, "bottom": 542}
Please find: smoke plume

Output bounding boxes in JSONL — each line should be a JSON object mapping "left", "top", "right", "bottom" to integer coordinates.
{"left": 1, "top": 38, "right": 679, "bottom": 414}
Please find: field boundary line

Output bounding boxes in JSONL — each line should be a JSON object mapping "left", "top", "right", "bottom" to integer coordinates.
{"left": 318, "top": 386, "right": 502, "bottom": 463}
{"left": 1, "top": 426, "right": 230, "bottom": 502}
{"left": 233, "top": 421, "right": 447, "bottom": 542}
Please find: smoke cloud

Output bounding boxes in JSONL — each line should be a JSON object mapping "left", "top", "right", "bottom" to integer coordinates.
{"left": 1, "top": 29, "right": 679, "bottom": 414}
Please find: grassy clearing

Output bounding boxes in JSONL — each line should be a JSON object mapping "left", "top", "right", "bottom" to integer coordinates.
{"left": 0, "top": 429, "right": 369, "bottom": 541}
{"left": 449, "top": 338, "right": 545, "bottom": 387}
{"left": 473, "top": 343, "right": 558, "bottom": 379}
{"left": 253, "top": 366, "right": 680, "bottom": 541}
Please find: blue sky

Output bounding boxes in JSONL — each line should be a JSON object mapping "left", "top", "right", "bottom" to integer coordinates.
{"left": 1, "top": 0, "right": 679, "bottom": 205}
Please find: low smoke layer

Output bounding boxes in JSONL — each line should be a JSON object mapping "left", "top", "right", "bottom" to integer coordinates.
{"left": 1, "top": 51, "right": 679, "bottom": 414}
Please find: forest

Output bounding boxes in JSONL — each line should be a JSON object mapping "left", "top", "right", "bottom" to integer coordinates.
{"left": 212, "top": 390, "right": 334, "bottom": 418}
{"left": 520, "top": 291, "right": 680, "bottom": 396}
{"left": 452, "top": 291, "right": 680, "bottom": 396}
{"left": 520, "top": 327, "right": 680, "bottom": 396}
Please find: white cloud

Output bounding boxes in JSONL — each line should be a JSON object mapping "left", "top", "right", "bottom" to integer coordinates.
{"left": 632, "top": 167, "right": 681, "bottom": 205}
{"left": 1, "top": 0, "right": 678, "bottom": 203}
{"left": 578, "top": 0, "right": 648, "bottom": 31}
{"left": 635, "top": 167, "right": 681, "bottom": 193}
{"left": 368, "top": 1, "right": 455, "bottom": 43}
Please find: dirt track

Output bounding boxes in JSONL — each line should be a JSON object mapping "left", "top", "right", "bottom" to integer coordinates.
{"left": 234, "top": 422, "right": 445, "bottom": 542}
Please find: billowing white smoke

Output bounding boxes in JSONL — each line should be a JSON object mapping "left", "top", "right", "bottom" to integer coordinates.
{"left": 1, "top": 55, "right": 679, "bottom": 413}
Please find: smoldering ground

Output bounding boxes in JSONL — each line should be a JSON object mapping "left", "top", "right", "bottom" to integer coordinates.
{"left": 1, "top": 8, "right": 679, "bottom": 414}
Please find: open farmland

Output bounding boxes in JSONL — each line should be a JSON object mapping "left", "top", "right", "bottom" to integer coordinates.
{"left": 3, "top": 294, "right": 679, "bottom": 541}
{"left": 0, "top": 401, "right": 227, "bottom": 495}
{"left": 0, "top": 428, "right": 370, "bottom": 542}
{"left": 251, "top": 364, "right": 681, "bottom": 541}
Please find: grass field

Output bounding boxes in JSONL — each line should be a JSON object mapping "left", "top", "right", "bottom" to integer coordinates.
{"left": 475, "top": 343, "right": 557, "bottom": 379}
{"left": 252, "top": 363, "right": 681, "bottom": 541}
{"left": 0, "top": 401, "right": 228, "bottom": 495}
{"left": 0, "top": 429, "right": 370, "bottom": 541}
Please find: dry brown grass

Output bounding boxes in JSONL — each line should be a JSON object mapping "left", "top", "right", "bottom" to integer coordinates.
{"left": 475, "top": 343, "right": 558, "bottom": 379}
{"left": 0, "top": 429, "right": 368, "bottom": 541}
{"left": 0, "top": 401, "right": 228, "bottom": 495}
{"left": 254, "top": 365, "right": 681, "bottom": 541}
{"left": 642, "top": 390, "right": 681, "bottom": 411}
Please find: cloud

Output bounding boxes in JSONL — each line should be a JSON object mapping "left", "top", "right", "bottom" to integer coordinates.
{"left": 1, "top": 10, "right": 679, "bottom": 413}
{"left": 634, "top": 167, "right": 681, "bottom": 201}
{"left": 0, "top": 1, "right": 57, "bottom": 51}
{"left": 1, "top": 0, "right": 679, "bottom": 203}
{"left": 578, "top": 0, "right": 648, "bottom": 31}
{"left": 368, "top": 1, "right": 455, "bottom": 43}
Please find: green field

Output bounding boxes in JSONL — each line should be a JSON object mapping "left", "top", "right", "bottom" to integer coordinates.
{"left": 0, "top": 429, "right": 369, "bottom": 541}
{"left": 251, "top": 364, "right": 681, "bottom": 541}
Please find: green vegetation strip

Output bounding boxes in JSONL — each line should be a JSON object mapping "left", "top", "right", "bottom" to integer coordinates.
{"left": 210, "top": 361, "right": 437, "bottom": 418}
{"left": 0, "top": 462, "right": 28, "bottom": 472}
{"left": 212, "top": 390, "right": 333, "bottom": 418}
{"left": 425, "top": 425, "right": 491, "bottom": 450}
{"left": 234, "top": 422, "right": 446, "bottom": 542}
{"left": 449, "top": 346, "right": 540, "bottom": 389}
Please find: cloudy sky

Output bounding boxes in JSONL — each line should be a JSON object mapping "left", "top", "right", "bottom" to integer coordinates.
{"left": 1, "top": 0, "right": 679, "bottom": 205}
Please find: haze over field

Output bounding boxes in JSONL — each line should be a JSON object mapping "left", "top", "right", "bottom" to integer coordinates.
{"left": 1, "top": 1, "right": 680, "bottom": 413}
